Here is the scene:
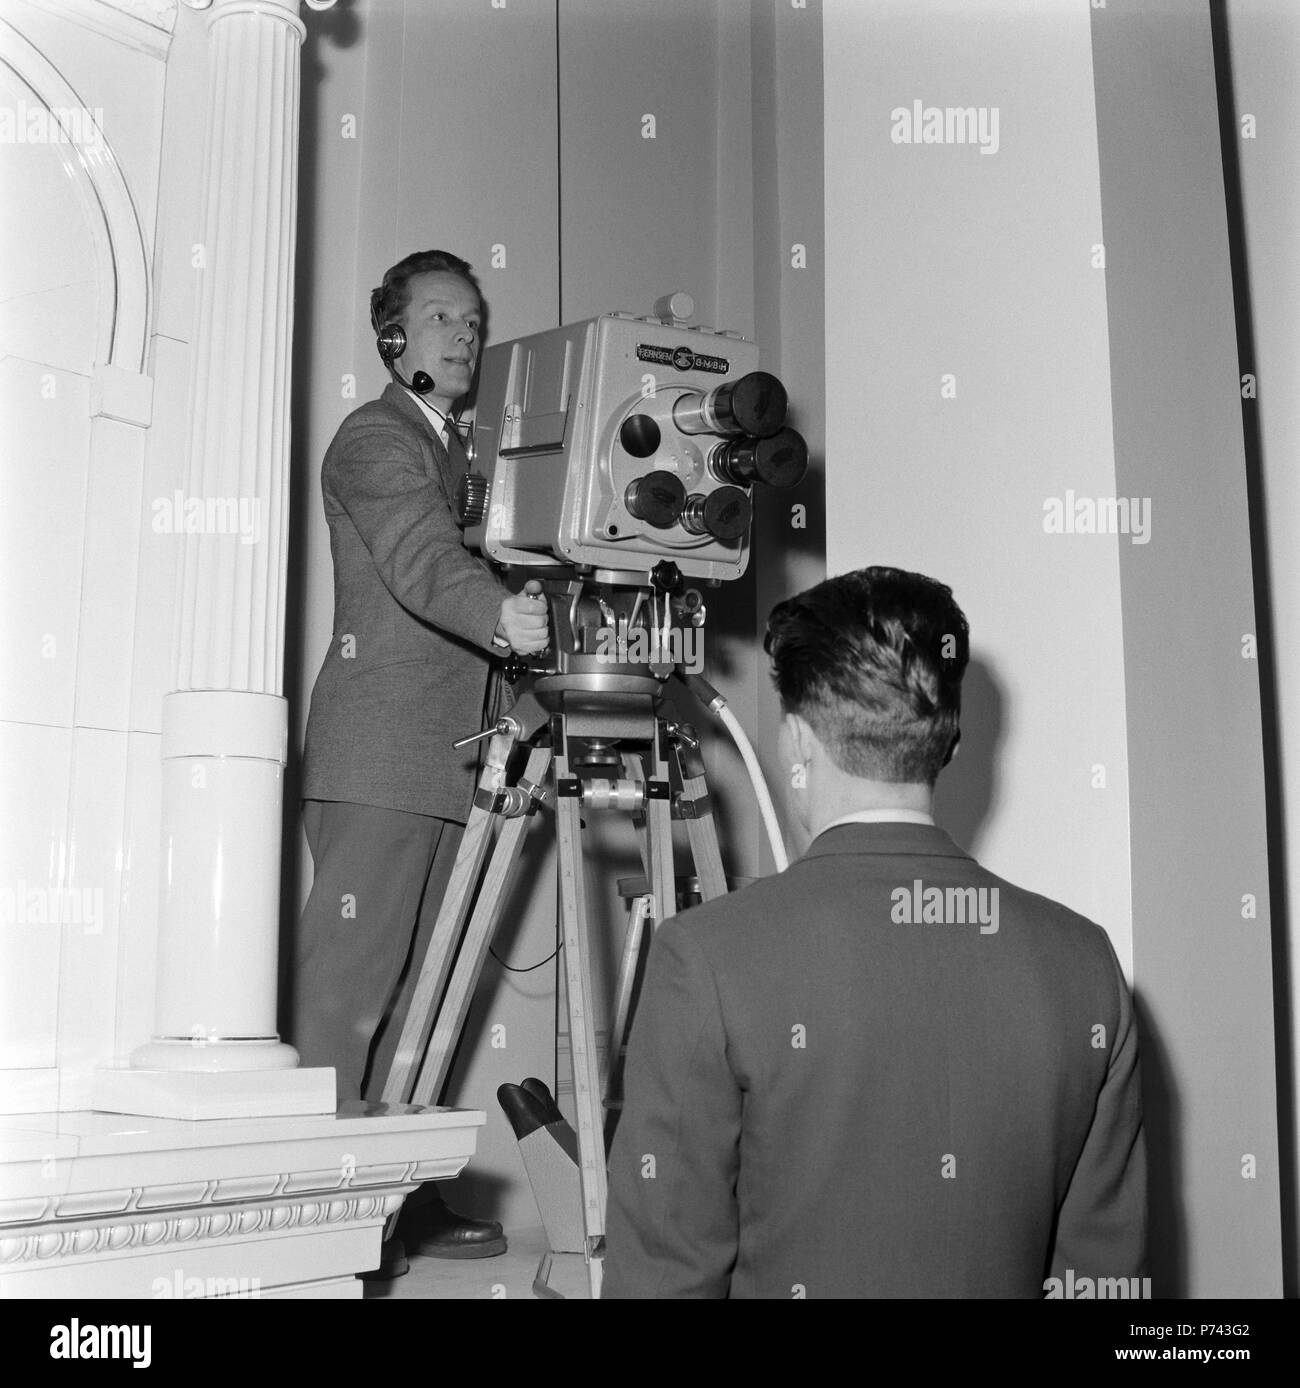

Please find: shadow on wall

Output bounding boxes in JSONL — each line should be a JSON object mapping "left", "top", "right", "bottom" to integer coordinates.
{"left": 933, "top": 656, "right": 1004, "bottom": 858}
{"left": 936, "top": 658, "right": 1178, "bottom": 1291}
{"left": 1134, "top": 992, "right": 1182, "bottom": 1297}
{"left": 1209, "top": 0, "right": 1296, "bottom": 1296}
{"left": 279, "top": 0, "right": 364, "bottom": 1046}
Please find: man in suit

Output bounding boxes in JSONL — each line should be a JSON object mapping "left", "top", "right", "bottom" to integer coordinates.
{"left": 293, "top": 250, "right": 549, "bottom": 1265}
{"left": 602, "top": 566, "right": 1147, "bottom": 1297}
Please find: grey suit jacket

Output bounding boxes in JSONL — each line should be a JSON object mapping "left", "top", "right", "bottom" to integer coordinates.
{"left": 602, "top": 822, "right": 1147, "bottom": 1298}
{"left": 302, "top": 384, "right": 506, "bottom": 821}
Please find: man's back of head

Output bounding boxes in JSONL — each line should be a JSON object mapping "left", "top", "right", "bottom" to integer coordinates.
{"left": 764, "top": 566, "right": 970, "bottom": 831}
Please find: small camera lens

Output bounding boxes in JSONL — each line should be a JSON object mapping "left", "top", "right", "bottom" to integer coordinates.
{"left": 619, "top": 413, "right": 661, "bottom": 459}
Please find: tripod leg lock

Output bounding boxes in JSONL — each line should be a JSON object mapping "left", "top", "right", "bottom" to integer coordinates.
{"left": 475, "top": 777, "right": 549, "bottom": 818}
{"left": 673, "top": 790, "right": 713, "bottom": 820}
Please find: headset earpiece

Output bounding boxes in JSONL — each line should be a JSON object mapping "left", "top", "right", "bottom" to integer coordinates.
{"left": 369, "top": 283, "right": 435, "bottom": 395}
{"left": 376, "top": 321, "right": 406, "bottom": 364}
{"left": 370, "top": 285, "right": 406, "bottom": 364}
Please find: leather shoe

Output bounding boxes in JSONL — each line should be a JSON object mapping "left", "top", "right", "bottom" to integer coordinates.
{"left": 400, "top": 1191, "right": 507, "bottom": 1260}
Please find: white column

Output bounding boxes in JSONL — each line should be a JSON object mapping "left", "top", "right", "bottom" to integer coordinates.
{"left": 95, "top": 0, "right": 334, "bottom": 1118}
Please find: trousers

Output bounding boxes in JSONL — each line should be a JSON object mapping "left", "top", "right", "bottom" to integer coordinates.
{"left": 291, "top": 798, "right": 465, "bottom": 1103}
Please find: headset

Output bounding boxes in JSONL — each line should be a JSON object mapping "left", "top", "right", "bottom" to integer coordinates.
{"left": 370, "top": 285, "right": 436, "bottom": 396}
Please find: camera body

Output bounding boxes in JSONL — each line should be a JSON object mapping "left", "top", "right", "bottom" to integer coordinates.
{"left": 463, "top": 306, "right": 805, "bottom": 581}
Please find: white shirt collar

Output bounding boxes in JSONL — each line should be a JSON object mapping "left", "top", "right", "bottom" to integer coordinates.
{"left": 816, "top": 809, "right": 935, "bottom": 832}
{"left": 406, "top": 388, "right": 452, "bottom": 442}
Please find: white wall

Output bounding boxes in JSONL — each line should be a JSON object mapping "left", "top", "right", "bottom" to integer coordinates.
{"left": 822, "top": 0, "right": 1283, "bottom": 1298}
{"left": 1088, "top": 0, "right": 1281, "bottom": 1299}
{"left": 822, "top": 0, "right": 1133, "bottom": 967}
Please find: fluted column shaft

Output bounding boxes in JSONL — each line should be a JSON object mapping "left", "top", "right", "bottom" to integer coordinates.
{"left": 175, "top": 0, "right": 301, "bottom": 693}
{"left": 115, "top": 0, "right": 325, "bottom": 1102}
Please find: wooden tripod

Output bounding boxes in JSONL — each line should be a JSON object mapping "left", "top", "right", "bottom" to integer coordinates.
{"left": 380, "top": 676, "right": 729, "bottom": 1297}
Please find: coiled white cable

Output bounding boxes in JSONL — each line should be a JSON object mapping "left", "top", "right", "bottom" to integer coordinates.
{"left": 680, "top": 674, "right": 789, "bottom": 872}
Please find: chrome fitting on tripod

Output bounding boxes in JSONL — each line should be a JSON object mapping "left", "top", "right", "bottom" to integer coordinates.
{"left": 580, "top": 778, "right": 645, "bottom": 813}
{"left": 474, "top": 776, "right": 548, "bottom": 818}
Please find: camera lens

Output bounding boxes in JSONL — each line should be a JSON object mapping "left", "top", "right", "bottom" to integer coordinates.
{"left": 619, "top": 413, "right": 661, "bottom": 459}
{"left": 672, "top": 371, "right": 788, "bottom": 439}
{"left": 680, "top": 487, "right": 751, "bottom": 541}
{"left": 711, "top": 427, "right": 808, "bottom": 489}
{"left": 624, "top": 470, "right": 687, "bottom": 529}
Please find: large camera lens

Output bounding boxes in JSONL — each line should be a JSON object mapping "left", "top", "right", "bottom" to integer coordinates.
{"left": 672, "top": 371, "right": 787, "bottom": 439}
{"left": 624, "top": 470, "right": 687, "bottom": 529}
{"left": 711, "top": 427, "right": 808, "bottom": 489}
{"left": 680, "top": 487, "right": 751, "bottom": 541}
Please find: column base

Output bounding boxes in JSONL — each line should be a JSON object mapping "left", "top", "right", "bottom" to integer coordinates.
{"left": 92, "top": 1065, "right": 336, "bottom": 1120}
{"left": 130, "top": 1037, "right": 301, "bottom": 1071}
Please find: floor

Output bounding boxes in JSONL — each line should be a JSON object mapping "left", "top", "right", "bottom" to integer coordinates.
{"left": 361, "top": 1225, "right": 593, "bottom": 1301}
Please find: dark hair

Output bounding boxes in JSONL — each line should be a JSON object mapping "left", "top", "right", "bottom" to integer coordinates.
{"left": 370, "top": 249, "right": 481, "bottom": 329}
{"left": 763, "top": 566, "right": 970, "bottom": 785}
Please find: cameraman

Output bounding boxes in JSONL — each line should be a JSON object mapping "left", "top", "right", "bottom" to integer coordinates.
{"left": 292, "top": 250, "right": 548, "bottom": 1270}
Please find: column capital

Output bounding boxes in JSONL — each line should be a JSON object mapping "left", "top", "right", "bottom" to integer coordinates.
{"left": 182, "top": 0, "right": 336, "bottom": 11}
{"left": 181, "top": 0, "right": 338, "bottom": 35}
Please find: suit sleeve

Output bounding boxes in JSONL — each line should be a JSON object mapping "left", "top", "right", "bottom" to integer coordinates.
{"left": 601, "top": 921, "right": 741, "bottom": 1299}
{"left": 1048, "top": 933, "right": 1148, "bottom": 1283}
{"left": 326, "top": 414, "right": 505, "bottom": 650}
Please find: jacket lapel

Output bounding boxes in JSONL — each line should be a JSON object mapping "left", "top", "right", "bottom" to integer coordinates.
{"left": 382, "top": 382, "right": 459, "bottom": 493}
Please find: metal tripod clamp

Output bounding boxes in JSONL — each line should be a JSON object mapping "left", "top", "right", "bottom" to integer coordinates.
{"left": 475, "top": 776, "right": 549, "bottom": 819}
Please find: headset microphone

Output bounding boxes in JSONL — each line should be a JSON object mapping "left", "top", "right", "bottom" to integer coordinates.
{"left": 370, "top": 287, "right": 436, "bottom": 395}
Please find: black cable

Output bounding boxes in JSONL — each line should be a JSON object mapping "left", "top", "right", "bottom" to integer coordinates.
{"left": 489, "top": 939, "right": 562, "bottom": 974}
{"left": 555, "top": 0, "right": 563, "bottom": 325}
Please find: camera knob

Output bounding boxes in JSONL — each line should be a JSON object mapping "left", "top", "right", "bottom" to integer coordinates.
{"left": 455, "top": 471, "right": 490, "bottom": 526}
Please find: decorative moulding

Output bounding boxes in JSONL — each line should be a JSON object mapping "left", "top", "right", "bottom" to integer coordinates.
{"left": 0, "top": 16, "right": 153, "bottom": 372}
{"left": 7, "top": 0, "right": 175, "bottom": 60}
{"left": 2, "top": 1189, "right": 406, "bottom": 1266}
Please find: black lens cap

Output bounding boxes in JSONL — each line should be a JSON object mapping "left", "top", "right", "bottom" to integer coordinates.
{"left": 703, "top": 486, "right": 751, "bottom": 541}
{"left": 751, "top": 427, "right": 808, "bottom": 488}
{"left": 728, "top": 372, "right": 787, "bottom": 438}
{"left": 625, "top": 470, "right": 687, "bottom": 528}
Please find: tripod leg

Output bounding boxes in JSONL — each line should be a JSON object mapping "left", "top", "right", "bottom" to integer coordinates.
{"left": 603, "top": 893, "right": 652, "bottom": 1133}
{"left": 554, "top": 760, "right": 608, "bottom": 1297}
{"left": 408, "top": 744, "right": 553, "bottom": 1108}
{"left": 680, "top": 776, "right": 728, "bottom": 903}
{"left": 667, "top": 725, "right": 728, "bottom": 903}
{"left": 381, "top": 730, "right": 520, "bottom": 1104}
{"left": 644, "top": 722, "right": 677, "bottom": 929}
